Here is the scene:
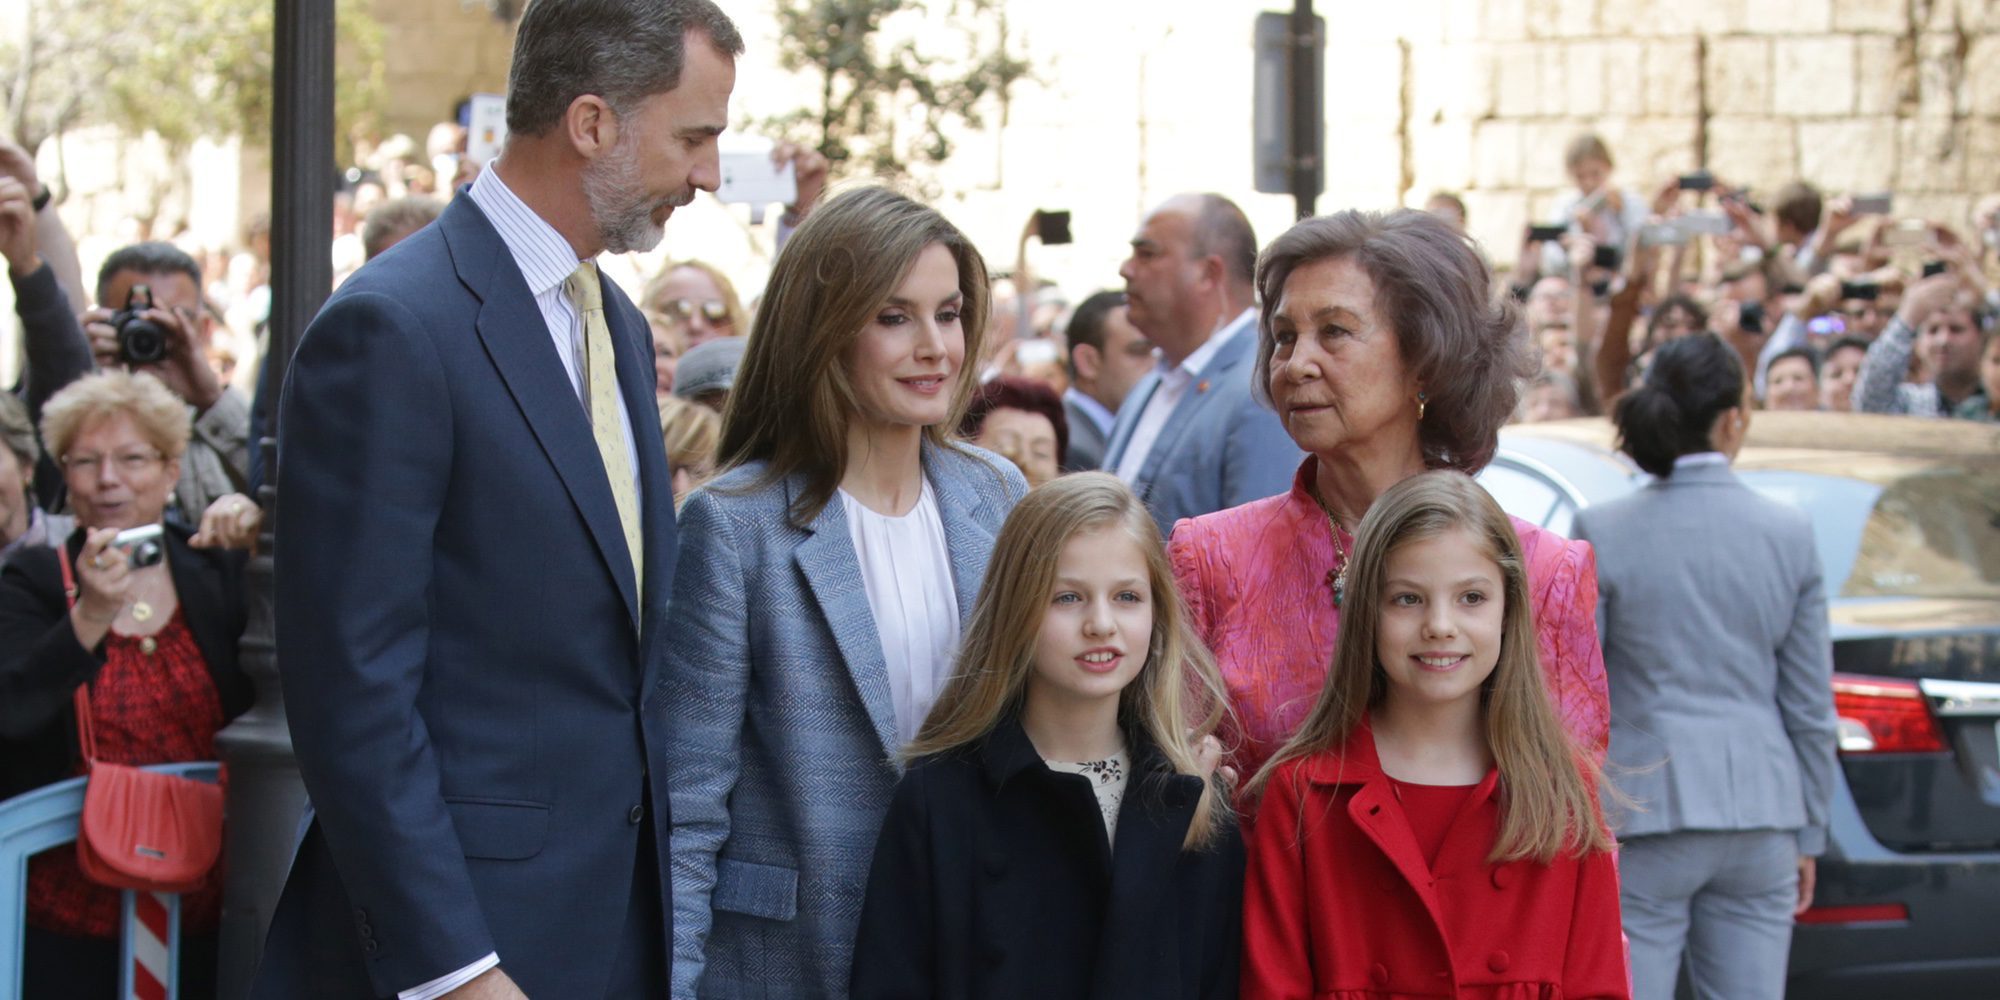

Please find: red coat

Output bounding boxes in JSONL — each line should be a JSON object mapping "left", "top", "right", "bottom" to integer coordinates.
{"left": 1241, "top": 724, "right": 1629, "bottom": 1000}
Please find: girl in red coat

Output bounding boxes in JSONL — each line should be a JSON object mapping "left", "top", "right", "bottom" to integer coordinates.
{"left": 1241, "top": 471, "right": 1629, "bottom": 1000}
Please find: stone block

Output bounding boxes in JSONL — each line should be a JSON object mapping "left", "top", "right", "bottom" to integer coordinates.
{"left": 1411, "top": 122, "right": 1475, "bottom": 194}
{"left": 1495, "top": 42, "right": 1541, "bottom": 116}
{"left": 1855, "top": 35, "right": 1914, "bottom": 116}
{"left": 1473, "top": 119, "right": 1526, "bottom": 189}
{"left": 1416, "top": 44, "right": 1497, "bottom": 120}
{"left": 1797, "top": 119, "right": 1899, "bottom": 192}
{"left": 1602, "top": 40, "right": 1649, "bottom": 115}
{"left": 1464, "top": 190, "right": 1532, "bottom": 269}
{"left": 1831, "top": 0, "right": 1908, "bottom": 32}
{"left": 1913, "top": 32, "right": 1972, "bottom": 117}
{"left": 1537, "top": 44, "right": 1570, "bottom": 116}
{"left": 1746, "top": 0, "right": 1831, "bottom": 32}
{"left": 1772, "top": 37, "right": 1856, "bottom": 116}
{"left": 1705, "top": 38, "right": 1772, "bottom": 116}
{"left": 1964, "top": 124, "right": 2000, "bottom": 199}
{"left": 1611, "top": 118, "right": 1701, "bottom": 180}
{"left": 1691, "top": 0, "right": 1747, "bottom": 34}
{"left": 1706, "top": 117, "right": 1798, "bottom": 188}
{"left": 1898, "top": 116, "right": 1969, "bottom": 192}
{"left": 1642, "top": 39, "right": 1701, "bottom": 116}
{"left": 1521, "top": 121, "right": 1581, "bottom": 187}
{"left": 1484, "top": 0, "right": 1531, "bottom": 41}
{"left": 1566, "top": 42, "right": 1608, "bottom": 116}
{"left": 1955, "top": 0, "right": 2000, "bottom": 32}
{"left": 1553, "top": 0, "right": 1600, "bottom": 38}
{"left": 1443, "top": 0, "right": 1486, "bottom": 43}
{"left": 1965, "top": 36, "right": 2000, "bottom": 121}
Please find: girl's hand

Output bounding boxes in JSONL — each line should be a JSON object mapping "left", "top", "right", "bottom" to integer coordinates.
{"left": 73, "top": 527, "right": 132, "bottom": 622}
{"left": 1794, "top": 856, "right": 1818, "bottom": 917}
{"left": 1193, "top": 733, "right": 1237, "bottom": 788}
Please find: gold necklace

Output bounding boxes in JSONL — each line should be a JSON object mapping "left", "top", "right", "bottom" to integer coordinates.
{"left": 1309, "top": 483, "right": 1354, "bottom": 608}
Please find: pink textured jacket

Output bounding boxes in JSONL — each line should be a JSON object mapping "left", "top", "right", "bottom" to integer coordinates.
{"left": 1169, "top": 459, "right": 1612, "bottom": 782}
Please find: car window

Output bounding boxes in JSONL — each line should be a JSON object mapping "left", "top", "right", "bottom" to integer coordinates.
{"left": 1478, "top": 463, "right": 1564, "bottom": 528}
{"left": 1744, "top": 467, "right": 2000, "bottom": 600}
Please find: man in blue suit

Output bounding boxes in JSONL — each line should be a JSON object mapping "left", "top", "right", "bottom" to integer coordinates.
{"left": 253, "top": 3, "right": 740, "bottom": 997}
{"left": 1103, "top": 193, "right": 1301, "bottom": 534}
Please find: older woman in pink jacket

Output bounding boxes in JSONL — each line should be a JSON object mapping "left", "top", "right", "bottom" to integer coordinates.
{"left": 1170, "top": 209, "right": 1610, "bottom": 782}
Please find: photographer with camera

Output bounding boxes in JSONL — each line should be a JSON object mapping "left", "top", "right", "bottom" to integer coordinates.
{"left": 80, "top": 243, "right": 251, "bottom": 527}
{"left": 0, "top": 370, "right": 250, "bottom": 997}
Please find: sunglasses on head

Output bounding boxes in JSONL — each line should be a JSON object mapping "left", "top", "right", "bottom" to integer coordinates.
{"left": 659, "top": 298, "right": 732, "bottom": 326}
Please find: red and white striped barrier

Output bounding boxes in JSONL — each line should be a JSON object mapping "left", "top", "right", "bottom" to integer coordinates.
{"left": 120, "top": 890, "right": 178, "bottom": 1000}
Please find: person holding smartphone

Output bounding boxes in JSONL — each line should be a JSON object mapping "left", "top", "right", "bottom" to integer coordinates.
{"left": 0, "top": 370, "right": 252, "bottom": 999}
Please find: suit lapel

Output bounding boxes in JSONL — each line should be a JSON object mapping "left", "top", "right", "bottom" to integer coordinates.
{"left": 444, "top": 203, "right": 639, "bottom": 626}
{"left": 924, "top": 443, "right": 999, "bottom": 626}
{"left": 1132, "top": 331, "right": 1254, "bottom": 489}
{"left": 1100, "top": 372, "right": 1162, "bottom": 472}
{"left": 794, "top": 488, "right": 901, "bottom": 760}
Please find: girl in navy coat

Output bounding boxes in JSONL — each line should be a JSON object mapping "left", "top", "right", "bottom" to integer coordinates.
{"left": 851, "top": 472, "right": 1243, "bottom": 1000}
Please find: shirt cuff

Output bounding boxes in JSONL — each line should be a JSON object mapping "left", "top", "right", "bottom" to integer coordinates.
{"left": 399, "top": 952, "right": 500, "bottom": 1000}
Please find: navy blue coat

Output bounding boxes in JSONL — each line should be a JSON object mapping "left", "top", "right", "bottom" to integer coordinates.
{"left": 850, "top": 718, "right": 1244, "bottom": 1000}
{"left": 252, "top": 194, "right": 678, "bottom": 998}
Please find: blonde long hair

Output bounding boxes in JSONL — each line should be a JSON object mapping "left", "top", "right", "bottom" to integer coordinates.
{"left": 907, "top": 473, "right": 1234, "bottom": 849}
{"left": 1248, "top": 471, "right": 1611, "bottom": 864}
{"left": 716, "top": 186, "right": 989, "bottom": 526}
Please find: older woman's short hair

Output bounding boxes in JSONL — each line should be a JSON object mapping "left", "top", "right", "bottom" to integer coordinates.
{"left": 0, "top": 392, "right": 37, "bottom": 471}
{"left": 658, "top": 394, "right": 721, "bottom": 473}
{"left": 959, "top": 375, "right": 1069, "bottom": 463}
{"left": 1254, "top": 209, "right": 1536, "bottom": 474}
{"left": 40, "top": 371, "right": 192, "bottom": 463}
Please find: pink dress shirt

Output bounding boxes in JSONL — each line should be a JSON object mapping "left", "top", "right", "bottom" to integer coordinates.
{"left": 1168, "top": 459, "right": 1612, "bottom": 783}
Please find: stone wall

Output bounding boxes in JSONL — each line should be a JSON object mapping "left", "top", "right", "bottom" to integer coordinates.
{"left": 1364, "top": 0, "right": 2000, "bottom": 261}
{"left": 368, "top": 0, "right": 517, "bottom": 140}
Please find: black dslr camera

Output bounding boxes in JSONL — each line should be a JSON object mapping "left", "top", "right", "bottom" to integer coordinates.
{"left": 110, "top": 284, "right": 169, "bottom": 365}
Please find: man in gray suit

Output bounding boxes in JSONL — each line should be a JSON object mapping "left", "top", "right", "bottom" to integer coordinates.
{"left": 1058, "top": 290, "right": 1152, "bottom": 473}
{"left": 1102, "top": 193, "right": 1299, "bottom": 534}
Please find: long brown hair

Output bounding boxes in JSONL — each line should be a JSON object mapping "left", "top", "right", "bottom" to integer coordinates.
{"left": 907, "top": 473, "right": 1234, "bottom": 850}
{"left": 716, "top": 185, "right": 990, "bottom": 525}
{"left": 1248, "top": 471, "right": 1611, "bottom": 863}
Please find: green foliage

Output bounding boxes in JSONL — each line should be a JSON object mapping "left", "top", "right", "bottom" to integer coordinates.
{"left": 0, "top": 0, "right": 384, "bottom": 162}
{"left": 763, "top": 0, "right": 1031, "bottom": 187}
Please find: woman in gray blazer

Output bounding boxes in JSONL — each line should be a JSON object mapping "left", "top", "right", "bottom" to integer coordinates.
{"left": 655, "top": 188, "right": 1026, "bottom": 999}
{"left": 1571, "top": 333, "right": 1839, "bottom": 1000}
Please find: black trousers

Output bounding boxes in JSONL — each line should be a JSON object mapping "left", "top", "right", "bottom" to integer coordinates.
{"left": 23, "top": 925, "right": 218, "bottom": 1000}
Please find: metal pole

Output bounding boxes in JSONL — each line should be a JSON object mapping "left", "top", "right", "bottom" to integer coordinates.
{"left": 214, "top": 0, "right": 333, "bottom": 994}
{"left": 1289, "top": 0, "right": 1319, "bottom": 219}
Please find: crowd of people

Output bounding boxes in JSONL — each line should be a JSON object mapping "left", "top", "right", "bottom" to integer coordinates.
{"left": 2, "top": 0, "right": 1961, "bottom": 997}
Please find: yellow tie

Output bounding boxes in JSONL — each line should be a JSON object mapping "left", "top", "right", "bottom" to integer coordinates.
{"left": 564, "top": 262, "right": 643, "bottom": 596}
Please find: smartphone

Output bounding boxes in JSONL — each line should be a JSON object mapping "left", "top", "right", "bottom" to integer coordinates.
{"left": 1851, "top": 193, "right": 1893, "bottom": 215}
{"left": 1638, "top": 223, "right": 1687, "bottom": 247}
{"left": 1839, "top": 281, "right": 1880, "bottom": 301}
{"left": 111, "top": 523, "right": 165, "bottom": 569}
{"left": 1033, "top": 209, "right": 1072, "bottom": 246}
{"left": 1881, "top": 219, "right": 1929, "bottom": 247}
{"left": 716, "top": 150, "right": 798, "bottom": 207}
{"left": 1922, "top": 259, "right": 1949, "bottom": 278}
{"left": 465, "top": 93, "right": 508, "bottom": 168}
{"left": 1678, "top": 170, "right": 1715, "bottom": 192}
{"left": 1526, "top": 224, "right": 1568, "bottom": 243}
{"left": 1592, "top": 244, "right": 1623, "bottom": 270}
{"left": 1673, "top": 211, "right": 1735, "bottom": 236}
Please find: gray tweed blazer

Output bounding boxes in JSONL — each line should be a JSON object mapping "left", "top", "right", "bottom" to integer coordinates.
{"left": 654, "top": 439, "right": 1026, "bottom": 999}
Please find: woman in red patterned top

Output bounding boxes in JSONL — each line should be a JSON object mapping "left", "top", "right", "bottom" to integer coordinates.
{"left": 0, "top": 370, "right": 250, "bottom": 1000}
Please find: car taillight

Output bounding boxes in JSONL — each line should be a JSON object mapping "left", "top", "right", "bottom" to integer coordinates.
{"left": 1797, "top": 903, "right": 1910, "bottom": 925}
{"left": 1832, "top": 673, "right": 1946, "bottom": 754}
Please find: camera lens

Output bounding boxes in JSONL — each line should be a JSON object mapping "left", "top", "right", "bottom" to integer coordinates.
{"left": 128, "top": 540, "right": 164, "bottom": 569}
{"left": 118, "top": 315, "right": 168, "bottom": 365}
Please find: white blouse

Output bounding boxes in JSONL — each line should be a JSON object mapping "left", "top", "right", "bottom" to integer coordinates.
{"left": 1047, "top": 749, "right": 1130, "bottom": 847}
{"left": 841, "top": 480, "right": 961, "bottom": 746}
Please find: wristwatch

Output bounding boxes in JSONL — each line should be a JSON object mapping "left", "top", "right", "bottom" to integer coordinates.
{"left": 31, "top": 184, "right": 49, "bottom": 212}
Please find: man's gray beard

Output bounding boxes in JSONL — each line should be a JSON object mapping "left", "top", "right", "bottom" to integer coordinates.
{"left": 583, "top": 137, "right": 674, "bottom": 255}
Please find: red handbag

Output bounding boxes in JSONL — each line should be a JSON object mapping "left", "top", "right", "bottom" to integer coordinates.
{"left": 58, "top": 543, "right": 224, "bottom": 894}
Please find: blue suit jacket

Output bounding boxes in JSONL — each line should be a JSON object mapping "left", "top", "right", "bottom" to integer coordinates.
{"left": 254, "top": 196, "right": 679, "bottom": 998}
{"left": 1100, "top": 315, "right": 1301, "bottom": 535}
{"left": 656, "top": 441, "right": 1025, "bottom": 998}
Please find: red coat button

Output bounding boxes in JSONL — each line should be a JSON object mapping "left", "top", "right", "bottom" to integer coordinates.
{"left": 1488, "top": 950, "right": 1511, "bottom": 973}
{"left": 1490, "top": 863, "right": 1513, "bottom": 889}
{"left": 1370, "top": 963, "right": 1390, "bottom": 986}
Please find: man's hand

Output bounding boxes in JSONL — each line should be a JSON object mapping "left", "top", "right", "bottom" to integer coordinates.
{"left": 0, "top": 135, "right": 39, "bottom": 196}
{"left": 1800, "top": 273, "right": 1842, "bottom": 320}
{"left": 442, "top": 967, "right": 528, "bottom": 1000}
{"left": 1794, "top": 856, "right": 1817, "bottom": 918}
{"left": 772, "top": 141, "right": 827, "bottom": 225}
{"left": 1896, "top": 273, "right": 1961, "bottom": 331}
{"left": 80, "top": 299, "right": 224, "bottom": 411}
{"left": 191, "top": 493, "right": 261, "bottom": 550}
{"left": 0, "top": 177, "right": 37, "bottom": 276}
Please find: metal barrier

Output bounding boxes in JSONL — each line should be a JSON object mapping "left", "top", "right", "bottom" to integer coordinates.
{"left": 0, "top": 762, "right": 219, "bottom": 1000}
